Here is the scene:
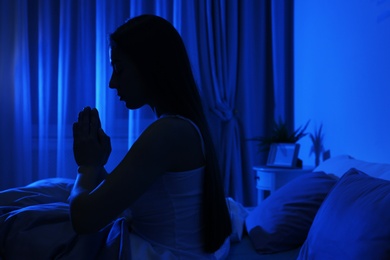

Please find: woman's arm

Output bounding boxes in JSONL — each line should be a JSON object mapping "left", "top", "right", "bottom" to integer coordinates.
{"left": 69, "top": 119, "right": 169, "bottom": 233}
{"left": 69, "top": 166, "right": 110, "bottom": 232}
{"left": 69, "top": 112, "right": 203, "bottom": 234}
{"left": 69, "top": 107, "right": 112, "bottom": 233}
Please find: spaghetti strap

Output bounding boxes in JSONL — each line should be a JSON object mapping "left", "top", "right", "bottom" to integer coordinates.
{"left": 160, "top": 114, "right": 206, "bottom": 157}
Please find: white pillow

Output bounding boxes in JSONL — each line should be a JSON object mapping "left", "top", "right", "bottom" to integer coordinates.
{"left": 314, "top": 155, "right": 390, "bottom": 180}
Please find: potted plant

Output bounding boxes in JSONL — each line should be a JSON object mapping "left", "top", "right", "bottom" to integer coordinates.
{"left": 310, "top": 123, "right": 325, "bottom": 166}
{"left": 248, "top": 118, "right": 310, "bottom": 153}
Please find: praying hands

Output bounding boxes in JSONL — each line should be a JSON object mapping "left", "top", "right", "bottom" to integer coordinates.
{"left": 72, "top": 107, "right": 111, "bottom": 168}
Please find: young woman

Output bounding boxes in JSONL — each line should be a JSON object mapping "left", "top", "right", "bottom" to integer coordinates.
{"left": 69, "top": 14, "right": 232, "bottom": 258}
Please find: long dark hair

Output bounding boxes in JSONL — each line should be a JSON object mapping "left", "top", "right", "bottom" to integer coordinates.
{"left": 109, "top": 14, "right": 231, "bottom": 252}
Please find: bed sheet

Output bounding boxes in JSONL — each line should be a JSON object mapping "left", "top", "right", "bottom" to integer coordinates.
{"left": 0, "top": 178, "right": 131, "bottom": 259}
{"left": 228, "top": 236, "right": 300, "bottom": 260}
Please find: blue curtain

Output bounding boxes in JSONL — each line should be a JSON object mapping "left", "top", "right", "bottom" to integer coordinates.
{"left": 0, "top": 0, "right": 294, "bottom": 206}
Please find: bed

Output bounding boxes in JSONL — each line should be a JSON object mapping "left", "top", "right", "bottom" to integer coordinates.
{"left": 2, "top": 155, "right": 390, "bottom": 259}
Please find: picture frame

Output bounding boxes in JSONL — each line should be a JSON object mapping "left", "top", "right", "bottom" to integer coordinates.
{"left": 266, "top": 143, "right": 300, "bottom": 168}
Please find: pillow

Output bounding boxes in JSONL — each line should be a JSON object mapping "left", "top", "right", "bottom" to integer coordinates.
{"left": 245, "top": 171, "right": 337, "bottom": 253}
{"left": 314, "top": 154, "right": 390, "bottom": 179}
{"left": 298, "top": 168, "right": 390, "bottom": 259}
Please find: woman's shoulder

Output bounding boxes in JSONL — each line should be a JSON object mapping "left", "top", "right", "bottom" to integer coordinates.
{"left": 138, "top": 115, "right": 205, "bottom": 172}
{"left": 143, "top": 115, "right": 197, "bottom": 138}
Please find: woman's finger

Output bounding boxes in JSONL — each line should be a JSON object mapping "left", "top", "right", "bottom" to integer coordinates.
{"left": 91, "top": 108, "right": 101, "bottom": 127}
{"left": 81, "top": 107, "right": 91, "bottom": 135}
{"left": 92, "top": 108, "right": 102, "bottom": 129}
{"left": 90, "top": 109, "right": 100, "bottom": 136}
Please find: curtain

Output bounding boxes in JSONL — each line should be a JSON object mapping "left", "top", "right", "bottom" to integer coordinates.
{"left": 0, "top": 0, "right": 294, "bottom": 206}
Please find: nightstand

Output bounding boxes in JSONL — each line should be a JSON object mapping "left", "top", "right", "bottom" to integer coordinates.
{"left": 253, "top": 166, "right": 314, "bottom": 205}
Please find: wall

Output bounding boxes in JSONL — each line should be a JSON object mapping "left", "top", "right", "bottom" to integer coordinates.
{"left": 294, "top": 0, "right": 390, "bottom": 166}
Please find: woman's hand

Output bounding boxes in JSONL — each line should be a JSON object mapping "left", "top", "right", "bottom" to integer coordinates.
{"left": 73, "top": 107, "right": 111, "bottom": 167}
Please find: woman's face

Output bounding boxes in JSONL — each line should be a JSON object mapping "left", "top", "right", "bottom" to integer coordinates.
{"left": 109, "top": 48, "right": 147, "bottom": 109}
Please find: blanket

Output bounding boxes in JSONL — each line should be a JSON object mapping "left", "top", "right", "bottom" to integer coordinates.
{"left": 0, "top": 178, "right": 132, "bottom": 260}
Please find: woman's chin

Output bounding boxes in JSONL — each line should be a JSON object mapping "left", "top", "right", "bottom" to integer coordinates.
{"left": 125, "top": 101, "right": 143, "bottom": 110}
